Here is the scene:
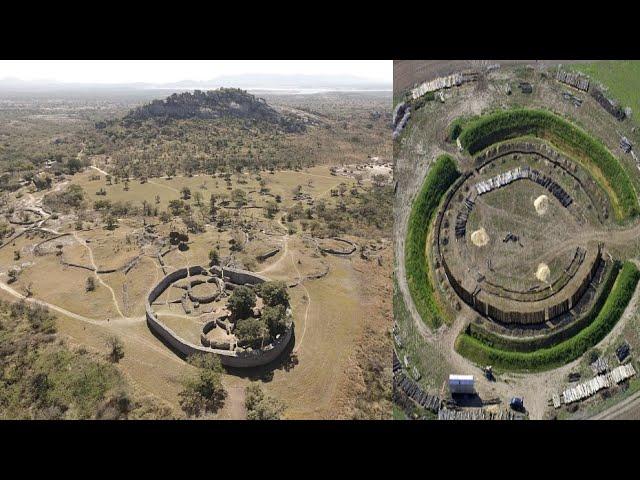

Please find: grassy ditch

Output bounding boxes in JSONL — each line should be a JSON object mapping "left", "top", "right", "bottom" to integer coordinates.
{"left": 457, "top": 108, "right": 639, "bottom": 221}
{"left": 455, "top": 261, "right": 640, "bottom": 372}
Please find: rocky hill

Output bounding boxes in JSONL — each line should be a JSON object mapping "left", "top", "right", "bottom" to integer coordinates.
{"left": 122, "top": 88, "right": 307, "bottom": 132}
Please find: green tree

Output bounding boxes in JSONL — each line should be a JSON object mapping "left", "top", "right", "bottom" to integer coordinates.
{"left": 257, "top": 281, "right": 289, "bottom": 307}
{"left": 66, "top": 157, "right": 83, "bottom": 174}
{"left": 208, "top": 249, "right": 220, "bottom": 266}
{"left": 261, "top": 304, "right": 288, "bottom": 337}
{"left": 193, "top": 190, "right": 203, "bottom": 206}
{"left": 178, "top": 354, "right": 227, "bottom": 417}
{"left": 105, "top": 214, "right": 118, "bottom": 230}
{"left": 232, "top": 188, "right": 247, "bottom": 208}
{"left": 265, "top": 201, "right": 279, "bottom": 219}
{"left": 245, "top": 383, "right": 285, "bottom": 420}
{"left": 227, "top": 286, "right": 256, "bottom": 319}
{"left": 168, "top": 199, "right": 187, "bottom": 216}
{"left": 234, "top": 317, "right": 269, "bottom": 348}
{"left": 209, "top": 193, "right": 218, "bottom": 221}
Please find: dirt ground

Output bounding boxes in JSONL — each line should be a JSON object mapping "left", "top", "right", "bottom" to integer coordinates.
{"left": 0, "top": 161, "right": 391, "bottom": 419}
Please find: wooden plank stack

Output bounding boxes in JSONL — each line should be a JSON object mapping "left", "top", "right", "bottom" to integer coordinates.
{"left": 438, "top": 407, "right": 519, "bottom": 420}
{"left": 394, "top": 371, "right": 441, "bottom": 413}
{"left": 560, "top": 363, "right": 636, "bottom": 404}
{"left": 411, "top": 73, "right": 464, "bottom": 100}
{"left": 555, "top": 70, "right": 590, "bottom": 92}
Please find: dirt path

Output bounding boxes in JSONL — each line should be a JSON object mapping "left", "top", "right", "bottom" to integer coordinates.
{"left": 290, "top": 249, "right": 311, "bottom": 354}
{"left": 90, "top": 165, "right": 109, "bottom": 176}
{"left": 0, "top": 276, "right": 179, "bottom": 363}
{"left": 148, "top": 179, "right": 180, "bottom": 195}
{"left": 73, "top": 231, "right": 126, "bottom": 319}
{"left": 590, "top": 389, "right": 640, "bottom": 420}
{"left": 257, "top": 219, "right": 289, "bottom": 275}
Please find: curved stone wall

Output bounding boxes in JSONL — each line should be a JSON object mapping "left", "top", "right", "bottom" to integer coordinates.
{"left": 318, "top": 237, "right": 357, "bottom": 255}
{"left": 146, "top": 266, "right": 293, "bottom": 368}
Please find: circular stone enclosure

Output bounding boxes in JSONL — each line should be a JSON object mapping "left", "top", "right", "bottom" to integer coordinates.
{"left": 146, "top": 265, "right": 293, "bottom": 368}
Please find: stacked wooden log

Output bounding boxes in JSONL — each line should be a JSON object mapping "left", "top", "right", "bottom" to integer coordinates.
{"left": 555, "top": 70, "right": 590, "bottom": 92}
{"left": 560, "top": 363, "right": 636, "bottom": 404}
{"left": 393, "top": 370, "right": 441, "bottom": 413}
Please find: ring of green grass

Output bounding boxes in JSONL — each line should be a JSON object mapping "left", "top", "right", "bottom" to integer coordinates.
{"left": 455, "top": 261, "right": 640, "bottom": 372}
{"left": 405, "top": 154, "right": 460, "bottom": 329}
{"left": 458, "top": 108, "right": 639, "bottom": 221}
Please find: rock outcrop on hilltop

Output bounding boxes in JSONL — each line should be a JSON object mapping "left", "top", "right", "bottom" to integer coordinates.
{"left": 122, "top": 88, "right": 307, "bottom": 132}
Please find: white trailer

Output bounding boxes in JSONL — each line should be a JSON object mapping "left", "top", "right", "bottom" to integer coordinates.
{"left": 449, "top": 374, "right": 475, "bottom": 395}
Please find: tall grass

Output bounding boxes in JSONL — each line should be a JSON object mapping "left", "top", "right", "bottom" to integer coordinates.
{"left": 405, "top": 154, "right": 460, "bottom": 328}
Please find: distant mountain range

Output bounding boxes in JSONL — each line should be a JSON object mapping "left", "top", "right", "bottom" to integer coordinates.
{"left": 0, "top": 74, "right": 391, "bottom": 94}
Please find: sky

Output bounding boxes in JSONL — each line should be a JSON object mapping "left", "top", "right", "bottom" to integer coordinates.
{"left": 0, "top": 60, "right": 391, "bottom": 85}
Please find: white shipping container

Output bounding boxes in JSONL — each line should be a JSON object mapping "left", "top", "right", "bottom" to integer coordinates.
{"left": 449, "top": 374, "right": 475, "bottom": 394}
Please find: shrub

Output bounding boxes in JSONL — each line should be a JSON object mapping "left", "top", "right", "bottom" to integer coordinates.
{"left": 405, "top": 154, "right": 460, "bottom": 328}
{"left": 457, "top": 108, "right": 639, "bottom": 220}
{"left": 455, "top": 262, "right": 640, "bottom": 372}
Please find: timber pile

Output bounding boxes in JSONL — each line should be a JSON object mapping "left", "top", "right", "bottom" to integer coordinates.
{"left": 411, "top": 73, "right": 463, "bottom": 99}
{"left": 392, "top": 104, "right": 411, "bottom": 140}
{"left": 590, "top": 357, "right": 609, "bottom": 375}
{"left": 455, "top": 197, "right": 475, "bottom": 240}
{"left": 438, "top": 407, "right": 519, "bottom": 420}
{"left": 555, "top": 70, "right": 590, "bottom": 92}
{"left": 560, "top": 363, "right": 636, "bottom": 405}
{"left": 394, "top": 371, "right": 441, "bottom": 413}
{"left": 474, "top": 166, "right": 572, "bottom": 207}
{"left": 591, "top": 88, "right": 626, "bottom": 121}
{"left": 562, "top": 91, "right": 583, "bottom": 107}
{"left": 393, "top": 351, "right": 402, "bottom": 375}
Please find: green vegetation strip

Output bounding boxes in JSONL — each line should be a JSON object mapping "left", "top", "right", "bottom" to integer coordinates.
{"left": 458, "top": 108, "right": 639, "bottom": 220}
{"left": 455, "top": 261, "right": 640, "bottom": 372}
{"left": 405, "top": 154, "right": 460, "bottom": 328}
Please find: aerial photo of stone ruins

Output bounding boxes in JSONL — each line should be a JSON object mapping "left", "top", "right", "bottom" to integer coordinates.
{"left": 394, "top": 60, "right": 640, "bottom": 420}
{"left": 0, "top": 63, "right": 393, "bottom": 419}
